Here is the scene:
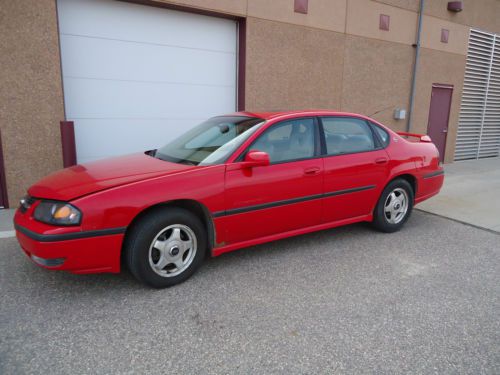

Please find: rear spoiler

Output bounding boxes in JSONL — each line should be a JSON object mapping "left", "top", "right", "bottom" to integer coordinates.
{"left": 397, "top": 132, "right": 432, "bottom": 143}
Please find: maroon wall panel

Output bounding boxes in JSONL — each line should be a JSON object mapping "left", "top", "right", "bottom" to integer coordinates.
{"left": 60, "top": 121, "right": 77, "bottom": 168}
{"left": 0, "top": 129, "right": 8, "bottom": 208}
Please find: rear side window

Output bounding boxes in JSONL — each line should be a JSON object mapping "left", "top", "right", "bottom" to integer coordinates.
{"left": 371, "top": 123, "right": 390, "bottom": 147}
{"left": 321, "top": 117, "right": 375, "bottom": 155}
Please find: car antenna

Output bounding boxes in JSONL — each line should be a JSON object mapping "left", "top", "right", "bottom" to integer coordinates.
{"left": 368, "top": 105, "right": 394, "bottom": 118}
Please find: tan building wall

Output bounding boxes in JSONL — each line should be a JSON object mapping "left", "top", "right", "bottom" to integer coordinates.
{"left": 0, "top": 0, "right": 65, "bottom": 207}
{"left": 0, "top": 0, "right": 497, "bottom": 206}
{"left": 340, "top": 35, "right": 415, "bottom": 131}
{"left": 245, "top": 17, "right": 345, "bottom": 111}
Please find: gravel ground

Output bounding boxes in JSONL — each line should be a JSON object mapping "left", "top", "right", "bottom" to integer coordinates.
{"left": 0, "top": 211, "right": 499, "bottom": 374}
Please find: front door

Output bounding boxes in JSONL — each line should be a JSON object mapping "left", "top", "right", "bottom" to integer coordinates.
{"left": 427, "top": 84, "right": 453, "bottom": 162}
{"left": 223, "top": 118, "right": 323, "bottom": 245}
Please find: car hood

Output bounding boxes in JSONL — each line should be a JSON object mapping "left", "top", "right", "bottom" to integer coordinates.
{"left": 28, "top": 153, "right": 195, "bottom": 201}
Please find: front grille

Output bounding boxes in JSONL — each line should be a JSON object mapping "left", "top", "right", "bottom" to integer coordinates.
{"left": 19, "top": 196, "right": 36, "bottom": 213}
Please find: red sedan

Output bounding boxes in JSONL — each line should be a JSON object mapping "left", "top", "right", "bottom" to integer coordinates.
{"left": 14, "top": 111, "right": 444, "bottom": 287}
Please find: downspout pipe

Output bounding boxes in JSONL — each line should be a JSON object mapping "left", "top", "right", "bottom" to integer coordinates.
{"left": 407, "top": 0, "right": 425, "bottom": 132}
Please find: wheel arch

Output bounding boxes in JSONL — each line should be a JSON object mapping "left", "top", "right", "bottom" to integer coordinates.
{"left": 391, "top": 173, "right": 418, "bottom": 196}
{"left": 373, "top": 173, "right": 417, "bottom": 214}
{"left": 122, "top": 199, "right": 216, "bottom": 263}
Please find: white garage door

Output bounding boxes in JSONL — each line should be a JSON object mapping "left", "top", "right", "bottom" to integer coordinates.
{"left": 57, "top": 0, "right": 237, "bottom": 163}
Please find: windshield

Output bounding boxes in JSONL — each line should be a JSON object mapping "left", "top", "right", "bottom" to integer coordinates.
{"left": 154, "top": 116, "right": 264, "bottom": 166}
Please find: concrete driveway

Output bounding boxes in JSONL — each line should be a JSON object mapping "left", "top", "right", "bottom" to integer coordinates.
{"left": 1, "top": 211, "right": 499, "bottom": 374}
{"left": 418, "top": 157, "right": 500, "bottom": 233}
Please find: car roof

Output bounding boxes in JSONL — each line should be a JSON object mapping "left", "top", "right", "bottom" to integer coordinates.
{"left": 226, "top": 110, "right": 376, "bottom": 122}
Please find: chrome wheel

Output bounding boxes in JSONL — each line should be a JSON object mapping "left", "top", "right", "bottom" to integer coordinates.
{"left": 384, "top": 188, "right": 409, "bottom": 225}
{"left": 148, "top": 224, "right": 197, "bottom": 277}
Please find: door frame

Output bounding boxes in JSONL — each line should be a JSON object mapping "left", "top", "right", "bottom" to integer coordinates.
{"left": 427, "top": 83, "right": 453, "bottom": 162}
{"left": 0, "top": 129, "right": 9, "bottom": 208}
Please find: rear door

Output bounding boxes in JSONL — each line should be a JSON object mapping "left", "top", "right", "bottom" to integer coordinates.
{"left": 320, "top": 116, "right": 390, "bottom": 223}
{"left": 222, "top": 118, "right": 324, "bottom": 245}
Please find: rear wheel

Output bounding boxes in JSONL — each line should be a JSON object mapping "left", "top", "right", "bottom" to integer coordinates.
{"left": 372, "top": 178, "right": 414, "bottom": 233}
{"left": 125, "top": 208, "right": 206, "bottom": 288}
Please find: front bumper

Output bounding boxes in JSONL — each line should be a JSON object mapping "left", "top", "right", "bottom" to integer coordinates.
{"left": 15, "top": 210, "right": 125, "bottom": 274}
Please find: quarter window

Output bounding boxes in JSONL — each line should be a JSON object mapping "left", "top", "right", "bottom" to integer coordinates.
{"left": 371, "top": 123, "right": 390, "bottom": 147}
{"left": 251, "top": 119, "right": 315, "bottom": 163}
{"left": 321, "top": 117, "right": 375, "bottom": 155}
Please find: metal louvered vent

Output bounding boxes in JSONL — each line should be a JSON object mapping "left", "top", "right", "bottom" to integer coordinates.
{"left": 455, "top": 29, "right": 500, "bottom": 160}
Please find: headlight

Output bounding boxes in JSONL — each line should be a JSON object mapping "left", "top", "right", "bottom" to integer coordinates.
{"left": 33, "top": 201, "right": 82, "bottom": 226}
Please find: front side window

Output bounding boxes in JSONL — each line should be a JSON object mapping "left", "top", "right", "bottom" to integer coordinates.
{"left": 250, "top": 118, "right": 316, "bottom": 163}
{"left": 321, "top": 117, "right": 375, "bottom": 155}
{"left": 154, "top": 116, "right": 264, "bottom": 166}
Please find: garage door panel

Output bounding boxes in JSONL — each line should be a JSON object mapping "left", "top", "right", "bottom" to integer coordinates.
{"left": 64, "top": 78, "right": 235, "bottom": 119}
{"left": 74, "top": 118, "right": 205, "bottom": 163}
{"left": 58, "top": 0, "right": 238, "bottom": 162}
{"left": 59, "top": 34, "right": 236, "bottom": 86}
{"left": 58, "top": 0, "right": 237, "bottom": 53}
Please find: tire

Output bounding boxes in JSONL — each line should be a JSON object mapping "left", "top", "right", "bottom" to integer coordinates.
{"left": 125, "top": 207, "right": 207, "bottom": 288}
{"left": 372, "top": 178, "right": 414, "bottom": 233}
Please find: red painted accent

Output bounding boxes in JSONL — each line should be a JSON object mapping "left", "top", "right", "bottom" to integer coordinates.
{"left": 237, "top": 19, "right": 246, "bottom": 111}
{"left": 60, "top": 121, "right": 77, "bottom": 168}
{"left": 294, "top": 0, "right": 309, "bottom": 14}
{"left": 0, "top": 129, "right": 8, "bottom": 208}
{"left": 427, "top": 85, "right": 453, "bottom": 162}
{"left": 379, "top": 14, "right": 390, "bottom": 31}
{"left": 447, "top": 1, "right": 463, "bottom": 12}
{"left": 441, "top": 29, "right": 449, "bottom": 43}
{"left": 15, "top": 110, "right": 444, "bottom": 276}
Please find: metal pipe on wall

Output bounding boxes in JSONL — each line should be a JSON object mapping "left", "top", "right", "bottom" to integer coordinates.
{"left": 407, "top": 0, "right": 425, "bottom": 132}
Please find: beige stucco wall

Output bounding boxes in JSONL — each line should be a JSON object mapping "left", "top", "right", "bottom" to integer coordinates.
{"left": 420, "top": 15, "right": 469, "bottom": 56}
{"left": 248, "top": 0, "right": 347, "bottom": 33}
{"left": 0, "top": 0, "right": 65, "bottom": 207}
{"left": 375, "top": 0, "right": 500, "bottom": 35}
{"left": 245, "top": 17, "right": 345, "bottom": 111}
{"left": 340, "top": 35, "right": 415, "bottom": 131}
{"left": 425, "top": 0, "right": 500, "bottom": 35}
{"left": 346, "top": 0, "right": 417, "bottom": 46}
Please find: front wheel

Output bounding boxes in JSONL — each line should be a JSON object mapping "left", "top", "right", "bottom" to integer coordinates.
{"left": 372, "top": 179, "right": 414, "bottom": 233}
{"left": 125, "top": 208, "right": 207, "bottom": 288}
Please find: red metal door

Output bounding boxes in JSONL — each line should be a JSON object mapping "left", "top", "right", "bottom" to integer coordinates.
{"left": 427, "top": 84, "right": 453, "bottom": 162}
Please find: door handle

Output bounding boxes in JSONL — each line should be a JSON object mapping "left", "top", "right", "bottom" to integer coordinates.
{"left": 442, "top": 129, "right": 448, "bottom": 133}
{"left": 304, "top": 167, "right": 321, "bottom": 175}
{"left": 375, "top": 157, "right": 388, "bottom": 165}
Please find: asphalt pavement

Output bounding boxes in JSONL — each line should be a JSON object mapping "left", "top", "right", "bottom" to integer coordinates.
{"left": 1, "top": 211, "right": 499, "bottom": 374}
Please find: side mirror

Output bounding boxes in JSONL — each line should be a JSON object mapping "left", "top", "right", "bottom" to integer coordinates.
{"left": 420, "top": 135, "right": 432, "bottom": 143}
{"left": 242, "top": 150, "right": 270, "bottom": 168}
